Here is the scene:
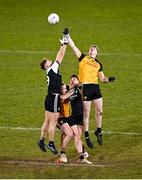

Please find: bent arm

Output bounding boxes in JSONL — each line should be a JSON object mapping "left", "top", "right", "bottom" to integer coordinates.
{"left": 55, "top": 44, "right": 67, "bottom": 64}
{"left": 98, "top": 71, "right": 109, "bottom": 83}
{"left": 60, "top": 89, "right": 74, "bottom": 100}
{"left": 68, "top": 36, "right": 82, "bottom": 59}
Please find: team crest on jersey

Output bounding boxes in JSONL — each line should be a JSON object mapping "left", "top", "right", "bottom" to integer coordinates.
{"left": 83, "top": 96, "right": 87, "bottom": 100}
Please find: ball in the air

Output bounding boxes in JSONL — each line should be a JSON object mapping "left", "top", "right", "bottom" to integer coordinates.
{"left": 48, "top": 13, "right": 59, "bottom": 24}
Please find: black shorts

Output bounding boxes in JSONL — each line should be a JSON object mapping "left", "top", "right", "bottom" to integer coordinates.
{"left": 44, "top": 94, "right": 60, "bottom": 112}
{"left": 58, "top": 117, "right": 69, "bottom": 126}
{"left": 67, "top": 113, "right": 83, "bottom": 127}
{"left": 82, "top": 84, "right": 102, "bottom": 101}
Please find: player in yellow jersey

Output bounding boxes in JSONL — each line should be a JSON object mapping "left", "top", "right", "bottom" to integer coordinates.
{"left": 63, "top": 28, "right": 115, "bottom": 148}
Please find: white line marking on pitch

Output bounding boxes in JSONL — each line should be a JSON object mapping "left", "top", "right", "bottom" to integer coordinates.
{"left": 0, "top": 126, "right": 40, "bottom": 131}
{"left": 2, "top": 160, "right": 108, "bottom": 167}
{"left": 0, "top": 126, "right": 142, "bottom": 135}
{"left": 0, "top": 49, "right": 142, "bottom": 56}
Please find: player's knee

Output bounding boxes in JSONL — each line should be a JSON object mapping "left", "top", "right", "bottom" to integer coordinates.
{"left": 48, "top": 126, "right": 55, "bottom": 133}
{"left": 68, "top": 131, "right": 73, "bottom": 139}
{"left": 97, "top": 110, "right": 103, "bottom": 116}
{"left": 41, "top": 124, "right": 48, "bottom": 133}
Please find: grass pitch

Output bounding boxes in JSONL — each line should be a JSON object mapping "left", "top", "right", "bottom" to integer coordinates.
{"left": 0, "top": 0, "right": 142, "bottom": 178}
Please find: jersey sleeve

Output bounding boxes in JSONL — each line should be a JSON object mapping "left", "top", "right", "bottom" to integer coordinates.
{"left": 78, "top": 53, "right": 86, "bottom": 62}
{"left": 48, "top": 61, "right": 59, "bottom": 74}
{"left": 95, "top": 59, "right": 103, "bottom": 71}
{"left": 99, "top": 62, "right": 103, "bottom": 71}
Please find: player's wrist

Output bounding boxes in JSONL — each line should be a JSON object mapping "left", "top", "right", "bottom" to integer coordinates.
{"left": 63, "top": 28, "right": 69, "bottom": 35}
{"left": 108, "top": 76, "right": 115, "bottom": 82}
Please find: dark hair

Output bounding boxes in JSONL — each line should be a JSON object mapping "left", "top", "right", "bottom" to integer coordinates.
{"left": 61, "top": 82, "right": 65, "bottom": 86}
{"left": 70, "top": 74, "right": 79, "bottom": 80}
{"left": 66, "top": 84, "right": 70, "bottom": 91}
{"left": 40, "top": 59, "right": 47, "bottom": 70}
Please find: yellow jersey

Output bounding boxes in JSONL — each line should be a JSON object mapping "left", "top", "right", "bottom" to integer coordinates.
{"left": 59, "top": 99, "right": 70, "bottom": 118}
{"left": 78, "top": 54, "right": 102, "bottom": 84}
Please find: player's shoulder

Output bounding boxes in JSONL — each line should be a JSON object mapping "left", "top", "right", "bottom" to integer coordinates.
{"left": 78, "top": 53, "right": 86, "bottom": 61}
{"left": 95, "top": 58, "right": 103, "bottom": 71}
{"left": 95, "top": 58, "right": 102, "bottom": 64}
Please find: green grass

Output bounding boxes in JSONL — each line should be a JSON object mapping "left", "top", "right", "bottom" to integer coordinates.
{"left": 0, "top": 0, "right": 142, "bottom": 178}
{"left": 0, "top": 130, "right": 142, "bottom": 178}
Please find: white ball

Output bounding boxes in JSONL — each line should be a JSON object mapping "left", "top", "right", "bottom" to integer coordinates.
{"left": 48, "top": 13, "right": 59, "bottom": 24}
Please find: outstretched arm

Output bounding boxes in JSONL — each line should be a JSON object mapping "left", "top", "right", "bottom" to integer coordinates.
{"left": 68, "top": 36, "right": 82, "bottom": 59}
{"left": 55, "top": 44, "right": 67, "bottom": 64}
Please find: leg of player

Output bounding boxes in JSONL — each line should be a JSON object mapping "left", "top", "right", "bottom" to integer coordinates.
{"left": 83, "top": 101, "right": 94, "bottom": 148}
{"left": 38, "top": 111, "right": 50, "bottom": 152}
{"left": 77, "top": 125, "right": 84, "bottom": 151}
{"left": 77, "top": 125, "right": 89, "bottom": 158}
{"left": 60, "top": 123, "right": 73, "bottom": 150}
{"left": 47, "top": 112, "right": 59, "bottom": 154}
{"left": 59, "top": 123, "right": 73, "bottom": 162}
{"left": 93, "top": 97, "right": 103, "bottom": 145}
{"left": 71, "top": 125, "right": 83, "bottom": 154}
{"left": 71, "top": 125, "right": 92, "bottom": 164}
